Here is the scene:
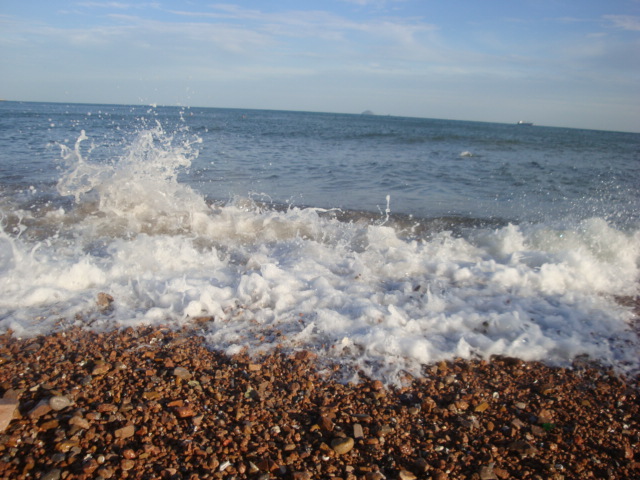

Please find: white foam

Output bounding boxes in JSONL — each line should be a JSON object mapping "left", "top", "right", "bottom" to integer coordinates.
{"left": 1, "top": 127, "right": 638, "bottom": 383}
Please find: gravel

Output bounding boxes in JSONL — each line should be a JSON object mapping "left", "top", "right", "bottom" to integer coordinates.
{"left": 0, "top": 326, "right": 638, "bottom": 480}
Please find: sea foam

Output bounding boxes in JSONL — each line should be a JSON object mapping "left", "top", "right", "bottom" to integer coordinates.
{"left": 0, "top": 126, "right": 638, "bottom": 383}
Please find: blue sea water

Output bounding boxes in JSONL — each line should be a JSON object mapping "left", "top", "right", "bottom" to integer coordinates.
{"left": 1, "top": 101, "right": 639, "bottom": 381}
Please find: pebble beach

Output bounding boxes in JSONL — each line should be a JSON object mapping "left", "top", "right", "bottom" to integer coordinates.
{"left": 1, "top": 324, "right": 638, "bottom": 480}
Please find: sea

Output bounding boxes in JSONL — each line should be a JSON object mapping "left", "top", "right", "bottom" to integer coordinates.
{"left": 1, "top": 101, "right": 639, "bottom": 382}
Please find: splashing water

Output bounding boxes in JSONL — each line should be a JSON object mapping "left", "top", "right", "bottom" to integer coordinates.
{"left": 0, "top": 111, "right": 639, "bottom": 383}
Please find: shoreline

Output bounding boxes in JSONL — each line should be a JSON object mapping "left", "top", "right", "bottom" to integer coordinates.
{"left": 1, "top": 326, "right": 638, "bottom": 480}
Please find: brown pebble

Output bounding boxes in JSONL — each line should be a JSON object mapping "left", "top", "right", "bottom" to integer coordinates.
{"left": 173, "top": 366, "right": 192, "bottom": 380}
{"left": 114, "top": 424, "right": 135, "bottom": 439}
{"left": 28, "top": 399, "right": 52, "bottom": 419}
{"left": 0, "top": 398, "right": 19, "bottom": 432}
{"left": 292, "top": 472, "right": 312, "bottom": 480}
{"left": 121, "top": 459, "right": 135, "bottom": 471}
{"left": 96, "top": 467, "right": 113, "bottom": 479}
{"left": 474, "top": 401, "right": 490, "bottom": 412}
{"left": 82, "top": 458, "right": 99, "bottom": 474}
{"left": 479, "top": 465, "right": 498, "bottom": 480}
{"left": 97, "top": 292, "right": 114, "bottom": 310}
{"left": 91, "top": 361, "right": 111, "bottom": 376}
{"left": 40, "top": 419, "right": 59, "bottom": 431}
{"left": 320, "top": 415, "right": 334, "bottom": 431}
{"left": 122, "top": 449, "right": 136, "bottom": 459}
{"left": 175, "top": 406, "right": 196, "bottom": 418}
{"left": 69, "top": 416, "right": 90, "bottom": 429}
{"left": 398, "top": 469, "right": 417, "bottom": 480}
{"left": 331, "top": 437, "right": 355, "bottom": 455}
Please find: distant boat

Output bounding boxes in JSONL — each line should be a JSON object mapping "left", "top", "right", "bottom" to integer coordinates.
{"left": 517, "top": 120, "right": 533, "bottom": 126}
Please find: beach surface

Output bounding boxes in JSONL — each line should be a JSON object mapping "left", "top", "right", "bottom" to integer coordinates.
{"left": 0, "top": 325, "right": 638, "bottom": 480}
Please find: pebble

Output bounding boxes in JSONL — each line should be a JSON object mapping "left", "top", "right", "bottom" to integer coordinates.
{"left": 121, "top": 459, "right": 135, "bottom": 471}
{"left": 69, "top": 415, "right": 91, "bottom": 429}
{"left": 114, "top": 424, "right": 135, "bottom": 439}
{"left": 41, "top": 469, "right": 62, "bottom": 480}
{"left": 175, "top": 405, "right": 196, "bottom": 418}
{"left": 28, "top": 399, "right": 52, "bottom": 419}
{"left": 173, "top": 366, "right": 192, "bottom": 380}
{"left": 92, "top": 361, "right": 111, "bottom": 376}
{"left": 479, "top": 465, "right": 498, "bottom": 480}
{"left": 0, "top": 398, "right": 19, "bottom": 432}
{"left": 331, "top": 437, "right": 355, "bottom": 455}
{"left": 0, "top": 326, "right": 636, "bottom": 480}
{"left": 48, "top": 395, "right": 73, "bottom": 411}
{"left": 398, "top": 469, "right": 417, "bottom": 480}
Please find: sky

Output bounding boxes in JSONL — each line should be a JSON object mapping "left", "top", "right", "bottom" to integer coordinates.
{"left": 1, "top": 1, "right": 639, "bottom": 132}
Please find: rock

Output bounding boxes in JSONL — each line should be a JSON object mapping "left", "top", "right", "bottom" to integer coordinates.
{"left": 353, "top": 423, "right": 364, "bottom": 439}
{"left": 69, "top": 415, "right": 91, "bottom": 429}
{"left": 97, "top": 292, "right": 114, "bottom": 310}
{"left": 331, "top": 437, "right": 355, "bottom": 455}
{"left": 175, "top": 405, "right": 196, "bottom": 418}
{"left": 508, "top": 440, "right": 538, "bottom": 456}
{"left": 41, "top": 419, "right": 59, "bottom": 430}
{"left": 320, "top": 415, "right": 334, "bottom": 431}
{"left": 42, "top": 469, "right": 62, "bottom": 480}
{"left": 28, "top": 399, "right": 52, "bottom": 419}
{"left": 292, "top": 472, "right": 312, "bottom": 480}
{"left": 96, "top": 467, "right": 114, "bottom": 479}
{"left": 474, "top": 401, "right": 490, "bottom": 412}
{"left": 0, "top": 398, "right": 19, "bottom": 432}
{"left": 48, "top": 395, "right": 73, "bottom": 411}
{"left": 479, "top": 465, "right": 498, "bottom": 480}
{"left": 82, "top": 458, "right": 99, "bottom": 475}
{"left": 173, "top": 366, "right": 192, "bottom": 380}
{"left": 365, "top": 473, "right": 386, "bottom": 480}
{"left": 378, "top": 424, "right": 394, "bottom": 435}
{"left": 114, "top": 424, "right": 135, "bottom": 439}
{"left": 398, "top": 469, "right": 417, "bottom": 480}
{"left": 91, "top": 361, "right": 111, "bottom": 376}
{"left": 294, "top": 350, "right": 316, "bottom": 362}
{"left": 493, "top": 467, "right": 510, "bottom": 479}
{"left": 121, "top": 459, "right": 135, "bottom": 471}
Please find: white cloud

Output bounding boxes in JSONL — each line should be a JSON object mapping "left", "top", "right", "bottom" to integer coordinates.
{"left": 604, "top": 15, "right": 640, "bottom": 31}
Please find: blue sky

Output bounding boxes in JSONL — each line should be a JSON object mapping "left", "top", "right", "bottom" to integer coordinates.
{"left": 1, "top": 1, "right": 639, "bottom": 131}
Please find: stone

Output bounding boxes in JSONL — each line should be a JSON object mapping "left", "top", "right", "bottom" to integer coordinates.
{"left": 173, "top": 366, "right": 192, "bottom": 380}
{"left": 320, "top": 415, "right": 334, "bottom": 431}
{"left": 479, "top": 465, "right": 498, "bottom": 480}
{"left": 92, "top": 361, "right": 111, "bottom": 376}
{"left": 353, "top": 423, "right": 364, "bottom": 439}
{"left": 28, "top": 399, "right": 52, "bottom": 419}
{"left": 0, "top": 398, "right": 19, "bottom": 432}
{"left": 121, "top": 459, "right": 135, "bottom": 471}
{"left": 42, "top": 469, "right": 62, "bottom": 480}
{"left": 49, "top": 395, "right": 73, "bottom": 411}
{"left": 114, "top": 424, "right": 135, "bottom": 439}
{"left": 175, "top": 406, "right": 196, "bottom": 418}
{"left": 398, "top": 469, "right": 417, "bottom": 480}
{"left": 293, "top": 472, "right": 312, "bottom": 480}
{"left": 474, "top": 402, "right": 490, "bottom": 412}
{"left": 97, "top": 292, "right": 114, "bottom": 310}
{"left": 331, "top": 437, "right": 355, "bottom": 455}
{"left": 69, "top": 416, "right": 91, "bottom": 429}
